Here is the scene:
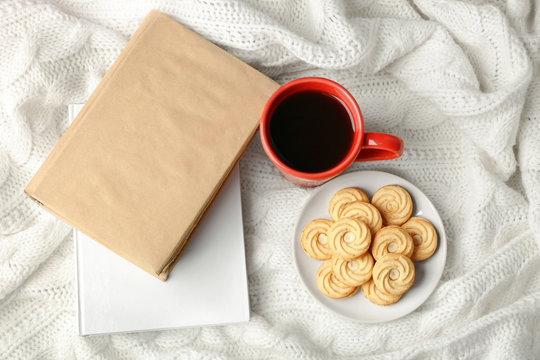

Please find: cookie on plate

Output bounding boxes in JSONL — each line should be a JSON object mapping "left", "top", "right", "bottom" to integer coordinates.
{"left": 328, "top": 187, "right": 369, "bottom": 221}
{"left": 328, "top": 217, "right": 371, "bottom": 260}
{"left": 361, "top": 278, "right": 402, "bottom": 306}
{"left": 340, "top": 201, "right": 383, "bottom": 233}
{"left": 402, "top": 217, "right": 438, "bottom": 261}
{"left": 332, "top": 252, "right": 374, "bottom": 287}
{"left": 372, "top": 253, "right": 415, "bottom": 296}
{"left": 371, "top": 185, "right": 413, "bottom": 226}
{"left": 300, "top": 219, "right": 333, "bottom": 260}
{"left": 316, "top": 260, "right": 358, "bottom": 299}
{"left": 371, "top": 225, "right": 414, "bottom": 260}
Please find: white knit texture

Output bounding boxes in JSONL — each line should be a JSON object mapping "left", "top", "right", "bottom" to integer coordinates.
{"left": 1, "top": 0, "right": 539, "bottom": 358}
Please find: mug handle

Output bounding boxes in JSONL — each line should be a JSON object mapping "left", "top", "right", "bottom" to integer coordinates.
{"left": 355, "top": 132, "right": 404, "bottom": 162}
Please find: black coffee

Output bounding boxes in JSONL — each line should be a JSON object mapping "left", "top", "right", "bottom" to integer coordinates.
{"left": 269, "top": 91, "right": 354, "bottom": 173}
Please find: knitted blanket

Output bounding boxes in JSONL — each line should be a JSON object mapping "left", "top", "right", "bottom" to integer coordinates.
{"left": 1, "top": 0, "right": 539, "bottom": 358}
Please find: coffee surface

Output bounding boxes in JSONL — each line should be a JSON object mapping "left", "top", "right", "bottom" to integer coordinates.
{"left": 269, "top": 91, "right": 354, "bottom": 173}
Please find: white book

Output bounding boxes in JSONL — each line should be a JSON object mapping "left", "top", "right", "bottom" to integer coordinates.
{"left": 70, "top": 104, "right": 250, "bottom": 335}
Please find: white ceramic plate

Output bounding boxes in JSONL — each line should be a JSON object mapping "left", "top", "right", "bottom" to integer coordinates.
{"left": 293, "top": 171, "right": 447, "bottom": 323}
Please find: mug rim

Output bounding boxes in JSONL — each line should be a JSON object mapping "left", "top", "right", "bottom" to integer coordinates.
{"left": 260, "top": 77, "right": 364, "bottom": 181}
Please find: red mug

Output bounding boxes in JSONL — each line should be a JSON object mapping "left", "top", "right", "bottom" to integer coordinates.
{"left": 260, "top": 77, "right": 404, "bottom": 187}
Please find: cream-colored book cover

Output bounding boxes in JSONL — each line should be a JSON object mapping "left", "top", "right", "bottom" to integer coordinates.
{"left": 25, "top": 10, "right": 278, "bottom": 280}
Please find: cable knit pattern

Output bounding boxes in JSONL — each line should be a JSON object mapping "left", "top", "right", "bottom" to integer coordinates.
{"left": 1, "top": 0, "right": 539, "bottom": 358}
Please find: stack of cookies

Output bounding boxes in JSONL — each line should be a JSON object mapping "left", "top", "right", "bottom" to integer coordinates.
{"left": 300, "top": 185, "right": 438, "bottom": 305}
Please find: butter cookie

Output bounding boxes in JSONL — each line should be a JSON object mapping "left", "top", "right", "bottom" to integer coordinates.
{"left": 361, "top": 278, "right": 402, "bottom": 306}
{"left": 316, "top": 260, "right": 358, "bottom": 299}
{"left": 300, "top": 219, "right": 333, "bottom": 260}
{"left": 371, "top": 225, "right": 414, "bottom": 260}
{"left": 402, "top": 217, "right": 438, "bottom": 261}
{"left": 328, "top": 187, "right": 369, "bottom": 221}
{"left": 372, "top": 253, "right": 415, "bottom": 296}
{"left": 332, "top": 253, "right": 374, "bottom": 287}
{"left": 371, "top": 185, "right": 413, "bottom": 226}
{"left": 328, "top": 217, "right": 371, "bottom": 260}
{"left": 340, "top": 201, "right": 383, "bottom": 233}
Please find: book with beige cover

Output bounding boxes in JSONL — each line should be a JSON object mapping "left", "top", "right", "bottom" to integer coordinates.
{"left": 24, "top": 10, "right": 278, "bottom": 280}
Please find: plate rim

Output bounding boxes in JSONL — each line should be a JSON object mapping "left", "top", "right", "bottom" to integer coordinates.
{"left": 292, "top": 170, "right": 447, "bottom": 323}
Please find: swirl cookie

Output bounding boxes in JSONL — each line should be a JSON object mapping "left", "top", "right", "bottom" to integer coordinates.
{"left": 402, "top": 217, "right": 438, "bottom": 261}
{"left": 371, "top": 225, "right": 414, "bottom": 261}
{"left": 371, "top": 185, "right": 413, "bottom": 226}
{"left": 361, "top": 279, "right": 402, "bottom": 306}
{"left": 328, "top": 187, "right": 369, "bottom": 220}
{"left": 372, "top": 253, "right": 415, "bottom": 296}
{"left": 316, "top": 261, "right": 358, "bottom": 299}
{"left": 300, "top": 219, "right": 333, "bottom": 260}
{"left": 328, "top": 217, "right": 371, "bottom": 260}
{"left": 340, "top": 201, "right": 383, "bottom": 233}
{"left": 332, "top": 253, "right": 374, "bottom": 287}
